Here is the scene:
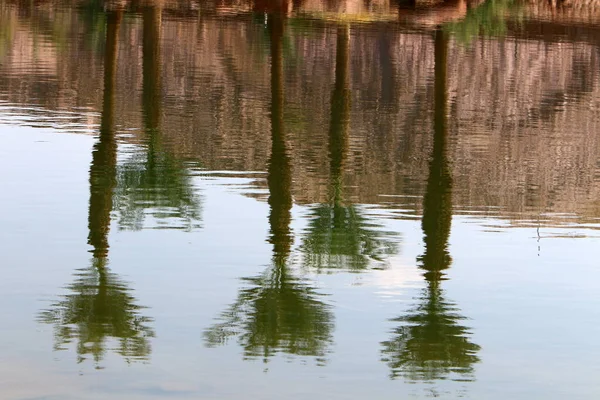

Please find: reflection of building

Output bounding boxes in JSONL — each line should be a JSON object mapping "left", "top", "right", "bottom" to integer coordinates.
{"left": 2, "top": 0, "right": 600, "bottom": 225}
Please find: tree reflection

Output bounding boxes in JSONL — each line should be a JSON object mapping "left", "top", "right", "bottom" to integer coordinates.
{"left": 444, "top": 0, "right": 519, "bottom": 44}
{"left": 113, "top": 6, "right": 202, "bottom": 231}
{"left": 203, "top": 13, "right": 334, "bottom": 363}
{"left": 381, "top": 30, "right": 480, "bottom": 382}
{"left": 38, "top": 10, "right": 154, "bottom": 366}
{"left": 300, "top": 26, "right": 398, "bottom": 272}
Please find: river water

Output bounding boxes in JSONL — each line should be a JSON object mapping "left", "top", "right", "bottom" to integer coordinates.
{"left": 1, "top": 0, "right": 599, "bottom": 398}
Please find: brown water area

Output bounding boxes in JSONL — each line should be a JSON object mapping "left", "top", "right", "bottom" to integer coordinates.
{"left": 0, "top": 0, "right": 599, "bottom": 398}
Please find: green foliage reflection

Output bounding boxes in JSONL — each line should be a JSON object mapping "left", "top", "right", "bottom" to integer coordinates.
{"left": 444, "top": 0, "right": 521, "bottom": 43}
{"left": 113, "top": 6, "right": 202, "bottom": 231}
{"left": 114, "top": 150, "right": 202, "bottom": 231}
{"left": 204, "top": 14, "right": 334, "bottom": 363}
{"left": 203, "top": 266, "right": 334, "bottom": 363}
{"left": 38, "top": 11, "right": 154, "bottom": 367}
{"left": 301, "top": 26, "right": 398, "bottom": 272}
{"left": 302, "top": 204, "right": 399, "bottom": 271}
{"left": 381, "top": 30, "right": 480, "bottom": 382}
{"left": 380, "top": 283, "right": 480, "bottom": 381}
{"left": 38, "top": 259, "right": 155, "bottom": 366}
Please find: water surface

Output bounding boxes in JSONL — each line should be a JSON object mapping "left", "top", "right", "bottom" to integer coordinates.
{"left": 1, "top": 0, "right": 600, "bottom": 398}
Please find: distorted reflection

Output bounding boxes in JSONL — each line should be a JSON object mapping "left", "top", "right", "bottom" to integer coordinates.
{"left": 0, "top": 7, "right": 15, "bottom": 62}
{"left": 204, "top": 13, "right": 334, "bottom": 363}
{"left": 113, "top": 5, "right": 202, "bottom": 231}
{"left": 38, "top": 11, "right": 154, "bottom": 366}
{"left": 444, "top": 0, "right": 518, "bottom": 43}
{"left": 2, "top": 0, "right": 600, "bottom": 226}
{"left": 300, "top": 26, "right": 399, "bottom": 273}
{"left": 381, "top": 30, "right": 480, "bottom": 382}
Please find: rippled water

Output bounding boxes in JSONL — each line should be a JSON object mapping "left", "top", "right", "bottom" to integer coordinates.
{"left": 1, "top": 0, "right": 600, "bottom": 398}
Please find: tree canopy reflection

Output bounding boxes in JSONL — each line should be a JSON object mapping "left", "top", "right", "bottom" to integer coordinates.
{"left": 38, "top": 10, "right": 154, "bottom": 366}
{"left": 381, "top": 30, "right": 480, "bottom": 382}
{"left": 300, "top": 26, "right": 399, "bottom": 273}
{"left": 113, "top": 6, "right": 202, "bottom": 231}
{"left": 204, "top": 13, "right": 334, "bottom": 363}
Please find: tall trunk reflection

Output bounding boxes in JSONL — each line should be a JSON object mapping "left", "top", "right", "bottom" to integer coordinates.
{"left": 300, "top": 25, "right": 398, "bottom": 272}
{"left": 204, "top": 13, "right": 333, "bottom": 364}
{"left": 267, "top": 11, "right": 292, "bottom": 264}
{"left": 421, "top": 27, "right": 452, "bottom": 284}
{"left": 329, "top": 25, "right": 350, "bottom": 207}
{"left": 87, "top": 8, "right": 120, "bottom": 259}
{"left": 142, "top": 5, "right": 162, "bottom": 134}
{"left": 113, "top": 5, "right": 202, "bottom": 231}
{"left": 38, "top": 11, "right": 154, "bottom": 367}
{"left": 381, "top": 30, "right": 480, "bottom": 382}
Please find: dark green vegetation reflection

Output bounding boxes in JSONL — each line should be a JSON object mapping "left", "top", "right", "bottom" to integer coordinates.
{"left": 300, "top": 25, "right": 399, "bottom": 273}
{"left": 113, "top": 5, "right": 202, "bottom": 231}
{"left": 38, "top": 11, "right": 155, "bottom": 366}
{"left": 204, "top": 13, "right": 334, "bottom": 363}
{"left": 380, "top": 30, "right": 480, "bottom": 382}
{"left": 444, "top": 0, "right": 521, "bottom": 44}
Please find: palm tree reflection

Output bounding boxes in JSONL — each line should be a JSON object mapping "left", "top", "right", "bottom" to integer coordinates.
{"left": 113, "top": 5, "right": 202, "bottom": 231}
{"left": 203, "top": 13, "right": 334, "bottom": 364}
{"left": 300, "top": 26, "right": 398, "bottom": 272}
{"left": 380, "top": 30, "right": 480, "bottom": 382}
{"left": 38, "top": 10, "right": 154, "bottom": 366}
